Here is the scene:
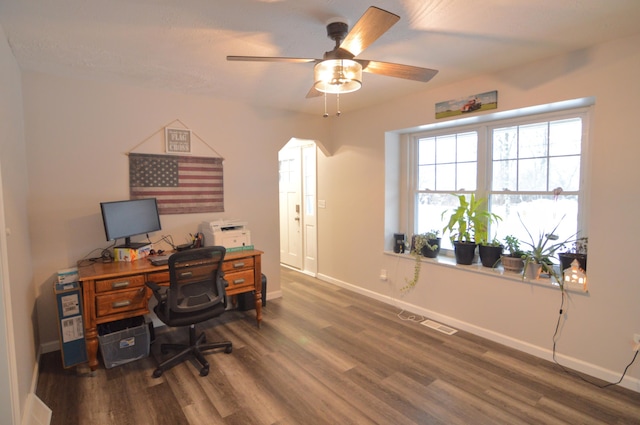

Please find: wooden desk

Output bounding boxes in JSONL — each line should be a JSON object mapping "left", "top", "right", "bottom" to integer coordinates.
{"left": 78, "top": 249, "right": 263, "bottom": 371}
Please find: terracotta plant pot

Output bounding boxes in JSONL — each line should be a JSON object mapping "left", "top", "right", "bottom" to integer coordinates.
{"left": 501, "top": 255, "right": 524, "bottom": 273}
{"left": 524, "top": 262, "right": 543, "bottom": 280}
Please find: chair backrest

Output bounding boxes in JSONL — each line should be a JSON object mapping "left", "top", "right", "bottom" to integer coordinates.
{"left": 166, "top": 246, "right": 227, "bottom": 314}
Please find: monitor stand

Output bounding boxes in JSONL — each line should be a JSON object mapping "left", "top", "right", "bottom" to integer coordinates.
{"left": 115, "top": 237, "right": 149, "bottom": 249}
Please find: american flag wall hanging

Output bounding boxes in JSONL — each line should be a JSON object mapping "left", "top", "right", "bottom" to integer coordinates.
{"left": 129, "top": 153, "right": 224, "bottom": 214}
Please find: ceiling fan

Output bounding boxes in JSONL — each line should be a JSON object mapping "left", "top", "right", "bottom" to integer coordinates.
{"left": 227, "top": 6, "right": 438, "bottom": 99}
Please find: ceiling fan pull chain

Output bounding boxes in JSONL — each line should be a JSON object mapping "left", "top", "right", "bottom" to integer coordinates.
{"left": 323, "top": 92, "right": 329, "bottom": 118}
{"left": 336, "top": 93, "right": 341, "bottom": 117}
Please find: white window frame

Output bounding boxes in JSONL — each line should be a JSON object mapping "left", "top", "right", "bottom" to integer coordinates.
{"left": 405, "top": 100, "right": 592, "bottom": 254}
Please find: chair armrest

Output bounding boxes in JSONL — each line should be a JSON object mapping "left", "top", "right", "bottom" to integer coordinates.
{"left": 145, "top": 280, "right": 167, "bottom": 303}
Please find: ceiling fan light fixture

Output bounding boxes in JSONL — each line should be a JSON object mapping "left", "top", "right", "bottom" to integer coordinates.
{"left": 314, "top": 59, "right": 362, "bottom": 94}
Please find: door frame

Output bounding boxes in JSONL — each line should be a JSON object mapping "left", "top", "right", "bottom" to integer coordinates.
{"left": 278, "top": 138, "right": 318, "bottom": 276}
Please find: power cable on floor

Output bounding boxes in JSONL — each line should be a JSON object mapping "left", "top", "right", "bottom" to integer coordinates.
{"left": 552, "top": 290, "right": 639, "bottom": 388}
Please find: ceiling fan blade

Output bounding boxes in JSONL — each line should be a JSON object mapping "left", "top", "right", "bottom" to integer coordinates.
{"left": 357, "top": 60, "right": 439, "bottom": 82}
{"left": 227, "top": 56, "right": 318, "bottom": 63}
{"left": 339, "top": 6, "right": 400, "bottom": 57}
{"left": 305, "top": 86, "right": 322, "bottom": 99}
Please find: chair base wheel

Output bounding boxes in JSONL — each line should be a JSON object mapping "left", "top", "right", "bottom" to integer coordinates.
{"left": 150, "top": 330, "right": 232, "bottom": 378}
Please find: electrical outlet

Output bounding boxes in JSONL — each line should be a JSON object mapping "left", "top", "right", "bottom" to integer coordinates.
{"left": 380, "top": 269, "right": 388, "bottom": 281}
{"left": 634, "top": 334, "right": 640, "bottom": 344}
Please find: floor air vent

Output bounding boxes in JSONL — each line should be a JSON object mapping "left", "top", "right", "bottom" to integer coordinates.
{"left": 421, "top": 319, "right": 458, "bottom": 335}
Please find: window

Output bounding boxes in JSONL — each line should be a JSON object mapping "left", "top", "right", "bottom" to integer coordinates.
{"left": 409, "top": 105, "right": 589, "bottom": 251}
{"left": 415, "top": 131, "right": 479, "bottom": 250}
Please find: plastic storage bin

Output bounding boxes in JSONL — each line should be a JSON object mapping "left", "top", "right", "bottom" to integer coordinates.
{"left": 237, "top": 273, "right": 267, "bottom": 311}
{"left": 98, "top": 316, "right": 150, "bottom": 369}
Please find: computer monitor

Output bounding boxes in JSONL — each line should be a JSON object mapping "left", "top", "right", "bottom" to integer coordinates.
{"left": 100, "top": 198, "right": 161, "bottom": 248}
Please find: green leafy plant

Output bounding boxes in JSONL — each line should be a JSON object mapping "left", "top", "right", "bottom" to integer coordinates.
{"left": 484, "top": 238, "right": 503, "bottom": 247}
{"left": 519, "top": 215, "right": 575, "bottom": 290}
{"left": 420, "top": 230, "right": 440, "bottom": 252}
{"left": 563, "top": 236, "right": 588, "bottom": 254}
{"left": 503, "top": 235, "right": 525, "bottom": 257}
{"left": 402, "top": 230, "right": 440, "bottom": 292}
{"left": 442, "top": 194, "right": 501, "bottom": 244}
{"left": 403, "top": 255, "right": 422, "bottom": 292}
{"left": 412, "top": 234, "right": 428, "bottom": 254}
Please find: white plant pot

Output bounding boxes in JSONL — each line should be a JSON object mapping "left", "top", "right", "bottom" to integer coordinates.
{"left": 524, "top": 262, "right": 542, "bottom": 280}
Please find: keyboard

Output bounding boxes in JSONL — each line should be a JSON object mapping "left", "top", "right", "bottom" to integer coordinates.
{"left": 149, "top": 255, "right": 171, "bottom": 266}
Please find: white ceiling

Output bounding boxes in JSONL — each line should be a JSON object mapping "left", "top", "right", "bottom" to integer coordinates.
{"left": 1, "top": 0, "right": 640, "bottom": 116}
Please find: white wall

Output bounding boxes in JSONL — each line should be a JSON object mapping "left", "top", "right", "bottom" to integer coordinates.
{"left": 21, "top": 72, "right": 328, "bottom": 350}
{"left": 318, "top": 34, "right": 640, "bottom": 388}
{"left": 0, "top": 23, "right": 36, "bottom": 424}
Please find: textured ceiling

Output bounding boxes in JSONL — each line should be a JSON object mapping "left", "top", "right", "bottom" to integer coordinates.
{"left": 1, "top": 0, "right": 640, "bottom": 116}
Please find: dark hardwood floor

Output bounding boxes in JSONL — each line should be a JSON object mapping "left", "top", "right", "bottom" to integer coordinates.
{"left": 37, "top": 268, "right": 640, "bottom": 424}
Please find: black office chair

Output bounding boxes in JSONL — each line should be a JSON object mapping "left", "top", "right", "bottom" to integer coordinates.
{"left": 146, "top": 246, "right": 232, "bottom": 378}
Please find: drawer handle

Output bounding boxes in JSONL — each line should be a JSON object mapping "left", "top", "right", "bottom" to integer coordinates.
{"left": 232, "top": 262, "right": 245, "bottom": 269}
{"left": 112, "top": 281, "right": 130, "bottom": 289}
{"left": 233, "top": 278, "right": 245, "bottom": 285}
{"left": 112, "top": 300, "right": 131, "bottom": 308}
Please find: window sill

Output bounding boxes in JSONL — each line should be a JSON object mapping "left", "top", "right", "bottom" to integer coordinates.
{"left": 383, "top": 251, "right": 588, "bottom": 294}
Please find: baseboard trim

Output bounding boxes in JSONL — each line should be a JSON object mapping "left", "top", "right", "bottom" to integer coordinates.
{"left": 265, "top": 290, "right": 282, "bottom": 301}
{"left": 316, "top": 272, "right": 640, "bottom": 393}
{"left": 39, "top": 340, "right": 60, "bottom": 355}
{"left": 23, "top": 346, "right": 52, "bottom": 425}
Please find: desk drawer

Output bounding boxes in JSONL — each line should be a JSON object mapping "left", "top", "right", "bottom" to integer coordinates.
{"left": 147, "top": 271, "right": 170, "bottom": 285}
{"left": 96, "top": 275, "right": 145, "bottom": 293}
{"left": 96, "top": 287, "right": 148, "bottom": 317}
{"left": 225, "top": 269, "right": 255, "bottom": 294}
{"left": 223, "top": 257, "right": 254, "bottom": 272}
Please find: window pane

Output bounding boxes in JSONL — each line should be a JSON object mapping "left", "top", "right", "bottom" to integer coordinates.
{"left": 418, "top": 137, "right": 436, "bottom": 164}
{"left": 490, "top": 194, "right": 578, "bottom": 246}
{"left": 436, "top": 163, "right": 456, "bottom": 191}
{"left": 518, "top": 158, "right": 547, "bottom": 190}
{"left": 519, "top": 123, "right": 548, "bottom": 158}
{"left": 436, "top": 135, "right": 456, "bottom": 163}
{"left": 492, "top": 159, "right": 517, "bottom": 191}
{"left": 416, "top": 193, "right": 459, "bottom": 250}
{"left": 493, "top": 126, "right": 518, "bottom": 160}
{"left": 418, "top": 164, "right": 435, "bottom": 190}
{"left": 457, "top": 162, "right": 477, "bottom": 191}
{"left": 457, "top": 132, "right": 477, "bottom": 162}
{"left": 549, "top": 156, "right": 580, "bottom": 191}
{"left": 549, "top": 118, "right": 582, "bottom": 156}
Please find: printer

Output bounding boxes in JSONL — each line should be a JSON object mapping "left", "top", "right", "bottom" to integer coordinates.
{"left": 199, "top": 219, "right": 251, "bottom": 249}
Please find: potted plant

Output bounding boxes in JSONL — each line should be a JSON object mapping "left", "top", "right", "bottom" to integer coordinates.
{"left": 478, "top": 238, "right": 504, "bottom": 268}
{"left": 501, "top": 235, "right": 525, "bottom": 273}
{"left": 519, "top": 215, "right": 573, "bottom": 288}
{"left": 558, "top": 236, "right": 587, "bottom": 272}
{"left": 442, "top": 194, "right": 501, "bottom": 265}
{"left": 418, "top": 230, "right": 441, "bottom": 258}
{"left": 403, "top": 233, "right": 426, "bottom": 291}
{"left": 403, "top": 230, "right": 441, "bottom": 292}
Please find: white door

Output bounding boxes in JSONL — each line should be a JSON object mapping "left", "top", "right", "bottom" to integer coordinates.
{"left": 301, "top": 144, "right": 318, "bottom": 274}
{"left": 279, "top": 140, "right": 318, "bottom": 275}
{"left": 279, "top": 146, "right": 303, "bottom": 269}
